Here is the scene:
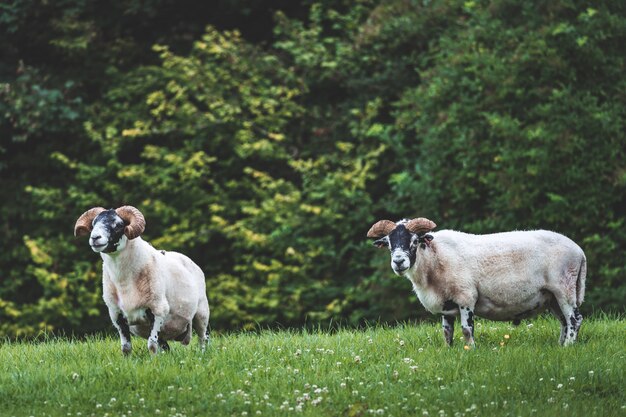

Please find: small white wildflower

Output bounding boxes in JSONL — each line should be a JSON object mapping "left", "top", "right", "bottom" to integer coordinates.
{"left": 242, "top": 412, "right": 248, "bottom": 416}
{"left": 588, "top": 371, "right": 594, "bottom": 375}
{"left": 295, "top": 349, "right": 302, "bottom": 356}
{"left": 557, "top": 384, "right": 563, "bottom": 389}
{"left": 403, "top": 358, "right": 413, "bottom": 364}
{"left": 354, "top": 355, "right": 362, "bottom": 363}
{"left": 340, "top": 382, "right": 347, "bottom": 388}
{"left": 569, "top": 377, "right": 575, "bottom": 381}
{"left": 368, "top": 338, "right": 373, "bottom": 344}
{"left": 256, "top": 412, "right": 262, "bottom": 415}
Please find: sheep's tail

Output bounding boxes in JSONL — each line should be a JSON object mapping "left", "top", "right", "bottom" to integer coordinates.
{"left": 576, "top": 255, "right": 587, "bottom": 307}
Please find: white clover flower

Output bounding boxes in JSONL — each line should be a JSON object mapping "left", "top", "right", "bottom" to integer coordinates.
{"left": 557, "top": 384, "right": 563, "bottom": 389}
{"left": 340, "top": 382, "right": 347, "bottom": 388}
{"left": 354, "top": 355, "right": 362, "bottom": 363}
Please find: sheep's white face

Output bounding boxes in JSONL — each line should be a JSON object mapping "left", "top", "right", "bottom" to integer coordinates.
{"left": 374, "top": 224, "right": 420, "bottom": 275}
{"left": 89, "top": 210, "right": 128, "bottom": 253}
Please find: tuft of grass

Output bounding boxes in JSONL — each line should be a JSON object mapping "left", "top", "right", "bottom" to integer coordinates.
{"left": 0, "top": 316, "right": 624, "bottom": 417}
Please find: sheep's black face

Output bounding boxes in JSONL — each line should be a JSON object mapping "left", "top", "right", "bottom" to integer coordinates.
{"left": 374, "top": 224, "right": 419, "bottom": 275}
{"left": 89, "top": 209, "right": 127, "bottom": 253}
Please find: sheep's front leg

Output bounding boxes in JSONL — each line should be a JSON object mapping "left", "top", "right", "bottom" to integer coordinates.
{"left": 460, "top": 306, "right": 475, "bottom": 347}
{"left": 442, "top": 315, "right": 455, "bottom": 346}
{"left": 109, "top": 310, "right": 132, "bottom": 355}
{"left": 146, "top": 307, "right": 168, "bottom": 354}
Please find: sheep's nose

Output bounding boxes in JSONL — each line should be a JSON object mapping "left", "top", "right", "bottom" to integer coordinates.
{"left": 91, "top": 235, "right": 101, "bottom": 241}
{"left": 393, "top": 258, "right": 404, "bottom": 266}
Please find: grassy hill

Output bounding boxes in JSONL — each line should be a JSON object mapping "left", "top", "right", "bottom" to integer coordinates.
{"left": 1, "top": 316, "right": 623, "bottom": 417}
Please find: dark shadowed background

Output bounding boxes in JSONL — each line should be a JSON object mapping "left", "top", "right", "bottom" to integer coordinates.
{"left": 1, "top": 0, "right": 624, "bottom": 338}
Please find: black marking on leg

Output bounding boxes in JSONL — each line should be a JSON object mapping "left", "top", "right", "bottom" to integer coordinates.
{"left": 116, "top": 313, "right": 131, "bottom": 341}
{"left": 145, "top": 308, "right": 155, "bottom": 325}
{"left": 145, "top": 308, "right": 161, "bottom": 350}
{"left": 442, "top": 315, "right": 455, "bottom": 346}
{"left": 442, "top": 300, "right": 458, "bottom": 311}
{"left": 512, "top": 319, "right": 521, "bottom": 326}
{"left": 467, "top": 310, "right": 474, "bottom": 337}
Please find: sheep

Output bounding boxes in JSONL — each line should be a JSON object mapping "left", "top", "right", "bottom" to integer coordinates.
{"left": 367, "top": 218, "right": 586, "bottom": 347}
{"left": 74, "top": 206, "right": 210, "bottom": 354}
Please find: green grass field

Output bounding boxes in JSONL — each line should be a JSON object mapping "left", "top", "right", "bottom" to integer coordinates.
{"left": 0, "top": 316, "right": 623, "bottom": 417}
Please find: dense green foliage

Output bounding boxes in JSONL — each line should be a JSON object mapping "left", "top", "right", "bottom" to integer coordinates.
{"left": 1, "top": 318, "right": 624, "bottom": 416}
{"left": 1, "top": 0, "right": 625, "bottom": 337}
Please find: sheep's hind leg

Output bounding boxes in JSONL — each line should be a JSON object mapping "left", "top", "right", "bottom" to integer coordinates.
{"left": 552, "top": 296, "right": 582, "bottom": 346}
{"left": 442, "top": 315, "right": 455, "bottom": 347}
{"left": 158, "top": 338, "right": 170, "bottom": 351}
{"left": 460, "top": 306, "right": 475, "bottom": 347}
{"left": 111, "top": 311, "right": 132, "bottom": 355}
{"left": 192, "top": 309, "right": 210, "bottom": 352}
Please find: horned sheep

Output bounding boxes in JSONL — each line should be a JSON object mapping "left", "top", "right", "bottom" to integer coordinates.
{"left": 367, "top": 218, "right": 586, "bottom": 347}
{"left": 74, "top": 206, "right": 210, "bottom": 354}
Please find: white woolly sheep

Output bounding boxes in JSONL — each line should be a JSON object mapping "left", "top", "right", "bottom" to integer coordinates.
{"left": 75, "top": 206, "right": 210, "bottom": 354}
{"left": 368, "top": 218, "right": 586, "bottom": 347}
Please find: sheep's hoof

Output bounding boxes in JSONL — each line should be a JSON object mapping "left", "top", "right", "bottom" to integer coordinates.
{"left": 121, "top": 343, "right": 132, "bottom": 355}
{"left": 148, "top": 340, "right": 159, "bottom": 354}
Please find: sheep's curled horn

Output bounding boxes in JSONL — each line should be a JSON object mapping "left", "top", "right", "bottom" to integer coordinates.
{"left": 74, "top": 207, "right": 106, "bottom": 237}
{"left": 115, "top": 206, "right": 146, "bottom": 240}
{"left": 367, "top": 217, "right": 436, "bottom": 238}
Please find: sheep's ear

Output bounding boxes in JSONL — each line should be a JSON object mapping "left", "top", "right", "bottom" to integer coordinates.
{"left": 405, "top": 217, "right": 436, "bottom": 234}
{"left": 74, "top": 207, "right": 106, "bottom": 237}
{"left": 115, "top": 206, "right": 146, "bottom": 239}
{"left": 373, "top": 237, "right": 389, "bottom": 249}
{"left": 367, "top": 220, "right": 397, "bottom": 238}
